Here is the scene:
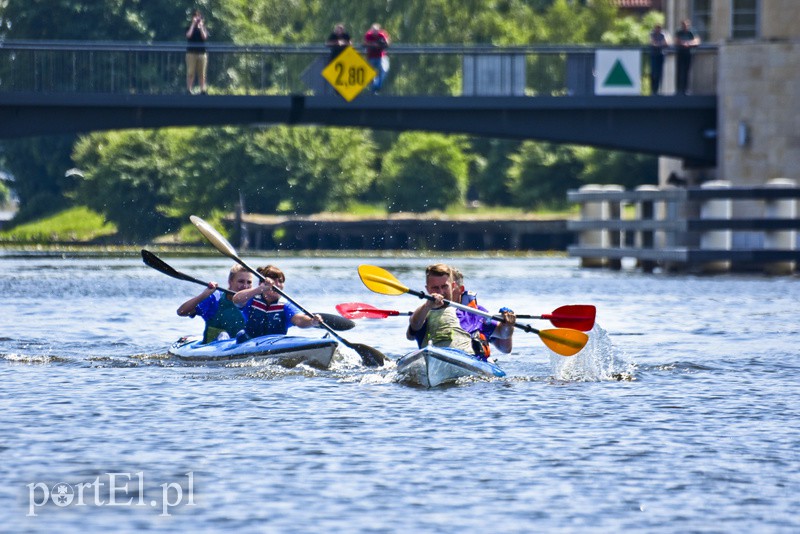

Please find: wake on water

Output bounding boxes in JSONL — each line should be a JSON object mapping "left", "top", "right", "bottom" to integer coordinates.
{"left": 549, "top": 324, "right": 636, "bottom": 382}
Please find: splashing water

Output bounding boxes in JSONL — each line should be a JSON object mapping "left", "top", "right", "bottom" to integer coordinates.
{"left": 549, "top": 324, "right": 635, "bottom": 381}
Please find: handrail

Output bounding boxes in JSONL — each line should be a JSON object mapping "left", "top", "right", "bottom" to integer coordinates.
{"left": 0, "top": 39, "right": 719, "bottom": 55}
{"left": 568, "top": 186, "right": 800, "bottom": 202}
{"left": 567, "top": 184, "right": 800, "bottom": 274}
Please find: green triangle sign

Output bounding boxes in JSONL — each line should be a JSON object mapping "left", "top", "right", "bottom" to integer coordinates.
{"left": 603, "top": 59, "right": 633, "bottom": 87}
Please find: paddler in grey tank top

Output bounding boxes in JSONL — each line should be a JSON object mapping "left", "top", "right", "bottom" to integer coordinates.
{"left": 406, "top": 263, "right": 474, "bottom": 353}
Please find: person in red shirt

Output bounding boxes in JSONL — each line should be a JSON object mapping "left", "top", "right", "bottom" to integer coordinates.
{"left": 363, "top": 23, "right": 391, "bottom": 94}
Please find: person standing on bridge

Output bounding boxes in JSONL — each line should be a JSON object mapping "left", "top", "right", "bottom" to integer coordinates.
{"left": 185, "top": 9, "right": 209, "bottom": 95}
{"left": 649, "top": 24, "right": 670, "bottom": 95}
{"left": 363, "top": 23, "right": 390, "bottom": 94}
{"left": 326, "top": 23, "right": 352, "bottom": 63}
{"left": 674, "top": 19, "right": 700, "bottom": 95}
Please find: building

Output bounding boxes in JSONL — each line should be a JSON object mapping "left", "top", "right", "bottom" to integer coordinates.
{"left": 664, "top": 0, "right": 800, "bottom": 188}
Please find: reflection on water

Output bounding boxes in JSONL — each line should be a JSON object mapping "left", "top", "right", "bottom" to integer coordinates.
{"left": 1, "top": 254, "right": 798, "bottom": 532}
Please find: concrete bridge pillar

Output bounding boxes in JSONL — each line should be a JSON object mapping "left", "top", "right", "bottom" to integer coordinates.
{"left": 764, "top": 178, "right": 797, "bottom": 275}
{"left": 700, "top": 180, "right": 732, "bottom": 273}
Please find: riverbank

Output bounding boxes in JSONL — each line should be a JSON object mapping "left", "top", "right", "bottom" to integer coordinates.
{"left": 239, "top": 213, "right": 573, "bottom": 252}
{"left": 1, "top": 206, "right": 577, "bottom": 252}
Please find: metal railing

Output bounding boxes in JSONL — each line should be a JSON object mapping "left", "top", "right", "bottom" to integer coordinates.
{"left": 567, "top": 181, "right": 800, "bottom": 274}
{"left": 0, "top": 40, "right": 718, "bottom": 96}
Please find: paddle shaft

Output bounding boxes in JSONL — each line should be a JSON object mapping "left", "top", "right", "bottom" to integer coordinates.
{"left": 337, "top": 301, "right": 592, "bottom": 331}
{"left": 142, "top": 249, "right": 237, "bottom": 296}
{"left": 404, "top": 286, "right": 546, "bottom": 335}
{"left": 224, "top": 257, "right": 343, "bottom": 340}
{"left": 141, "top": 249, "right": 354, "bottom": 331}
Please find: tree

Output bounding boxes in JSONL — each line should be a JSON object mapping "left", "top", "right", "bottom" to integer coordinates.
{"left": 71, "top": 130, "right": 179, "bottom": 241}
{"left": 469, "top": 138, "right": 520, "bottom": 205}
{"left": 506, "top": 141, "right": 585, "bottom": 210}
{"left": 247, "top": 126, "right": 377, "bottom": 213}
{"left": 0, "top": 137, "right": 76, "bottom": 223}
{"left": 382, "top": 132, "right": 469, "bottom": 212}
{"left": 0, "top": 175, "right": 9, "bottom": 205}
{"left": 580, "top": 149, "right": 657, "bottom": 189}
{"left": 165, "top": 127, "right": 256, "bottom": 219}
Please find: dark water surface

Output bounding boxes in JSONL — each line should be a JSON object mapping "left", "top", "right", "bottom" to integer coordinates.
{"left": 1, "top": 253, "right": 798, "bottom": 532}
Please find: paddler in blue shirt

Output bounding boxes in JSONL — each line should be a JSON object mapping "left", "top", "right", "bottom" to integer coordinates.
{"left": 177, "top": 264, "right": 253, "bottom": 343}
{"left": 451, "top": 267, "right": 516, "bottom": 356}
{"left": 232, "top": 265, "right": 322, "bottom": 341}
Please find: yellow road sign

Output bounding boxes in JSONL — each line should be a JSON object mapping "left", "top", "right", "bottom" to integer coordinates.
{"left": 321, "top": 46, "right": 377, "bottom": 101}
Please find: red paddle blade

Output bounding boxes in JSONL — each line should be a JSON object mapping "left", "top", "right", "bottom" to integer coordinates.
{"left": 542, "top": 305, "right": 596, "bottom": 331}
{"left": 336, "top": 302, "right": 400, "bottom": 319}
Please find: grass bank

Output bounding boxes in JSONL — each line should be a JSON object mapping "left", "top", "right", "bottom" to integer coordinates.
{"left": 0, "top": 204, "right": 578, "bottom": 246}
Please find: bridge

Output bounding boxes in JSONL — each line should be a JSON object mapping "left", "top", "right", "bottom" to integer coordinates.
{"left": 0, "top": 40, "right": 718, "bottom": 164}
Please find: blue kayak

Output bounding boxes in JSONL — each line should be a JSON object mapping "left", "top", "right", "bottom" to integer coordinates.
{"left": 169, "top": 334, "right": 338, "bottom": 369}
{"left": 395, "top": 345, "right": 506, "bottom": 387}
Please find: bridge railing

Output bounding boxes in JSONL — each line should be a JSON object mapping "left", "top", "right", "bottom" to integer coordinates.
{"left": 0, "top": 40, "right": 718, "bottom": 97}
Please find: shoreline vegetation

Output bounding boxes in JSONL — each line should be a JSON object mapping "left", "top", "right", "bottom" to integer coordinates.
{"left": 0, "top": 205, "right": 576, "bottom": 255}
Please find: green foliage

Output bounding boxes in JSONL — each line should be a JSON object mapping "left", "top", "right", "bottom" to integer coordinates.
{"left": 165, "top": 127, "right": 255, "bottom": 218}
{"left": 469, "top": 138, "right": 520, "bottom": 205}
{"left": 580, "top": 149, "right": 658, "bottom": 189}
{"left": 72, "top": 130, "right": 180, "bottom": 241}
{"left": 0, "top": 137, "right": 76, "bottom": 223}
{"left": 382, "top": 132, "right": 469, "bottom": 212}
{"left": 506, "top": 141, "right": 658, "bottom": 209}
{"left": 601, "top": 9, "right": 664, "bottom": 45}
{"left": 506, "top": 142, "right": 585, "bottom": 210}
{"left": 1, "top": 0, "right": 666, "bottom": 234}
{"left": 0, "top": 206, "right": 116, "bottom": 243}
{"left": 247, "top": 126, "right": 377, "bottom": 214}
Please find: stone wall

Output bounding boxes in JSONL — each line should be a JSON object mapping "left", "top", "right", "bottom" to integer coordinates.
{"left": 718, "top": 41, "right": 800, "bottom": 187}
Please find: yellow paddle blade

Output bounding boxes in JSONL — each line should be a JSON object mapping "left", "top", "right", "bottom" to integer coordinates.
{"left": 190, "top": 215, "right": 237, "bottom": 258}
{"left": 357, "top": 265, "right": 410, "bottom": 296}
{"left": 538, "top": 328, "right": 589, "bottom": 357}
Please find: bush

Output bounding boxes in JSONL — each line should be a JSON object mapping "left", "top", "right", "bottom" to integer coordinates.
{"left": 382, "top": 133, "right": 469, "bottom": 212}
{"left": 0, "top": 206, "right": 116, "bottom": 243}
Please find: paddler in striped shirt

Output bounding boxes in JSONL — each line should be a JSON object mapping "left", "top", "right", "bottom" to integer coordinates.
{"left": 232, "top": 265, "right": 323, "bottom": 342}
{"left": 176, "top": 264, "right": 253, "bottom": 343}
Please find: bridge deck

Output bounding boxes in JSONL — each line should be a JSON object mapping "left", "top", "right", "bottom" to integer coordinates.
{"left": 0, "top": 92, "right": 717, "bottom": 163}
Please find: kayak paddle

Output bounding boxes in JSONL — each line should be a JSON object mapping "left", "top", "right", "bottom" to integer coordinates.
{"left": 498, "top": 304, "right": 595, "bottom": 331}
{"left": 337, "top": 301, "right": 595, "bottom": 332}
{"left": 141, "top": 249, "right": 356, "bottom": 331}
{"left": 189, "top": 216, "right": 386, "bottom": 367}
{"left": 356, "top": 264, "right": 588, "bottom": 357}
{"left": 335, "top": 302, "right": 412, "bottom": 319}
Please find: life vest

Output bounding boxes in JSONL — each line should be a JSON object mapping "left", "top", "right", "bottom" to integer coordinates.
{"left": 461, "top": 291, "right": 479, "bottom": 308}
{"left": 245, "top": 300, "right": 289, "bottom": 338}
{"left": 471, "top": 332, "right": 491, "bottom": 360}
{"left": 203, "top": 294, "right": 246, "bottom": 343}
{"left": 424, "top": 307, "right": 474, "bottom": 353}
{"left": 459, "top": 291, "right": 491, "bottom": 358}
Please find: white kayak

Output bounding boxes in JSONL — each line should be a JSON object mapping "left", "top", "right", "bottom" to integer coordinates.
{"left": 395, "top": 345, "right": 506, "bottom": 388}
{"left": 168, "top": 334, "right": 338, "bottom": 369}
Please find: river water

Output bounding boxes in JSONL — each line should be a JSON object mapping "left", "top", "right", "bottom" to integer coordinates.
{"left": 1, "top": 252, "right": 798, "bottom": 532}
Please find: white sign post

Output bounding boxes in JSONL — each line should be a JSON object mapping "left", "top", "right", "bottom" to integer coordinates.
{"left": 594, "top": 49, "right": 641, "bottom": 95}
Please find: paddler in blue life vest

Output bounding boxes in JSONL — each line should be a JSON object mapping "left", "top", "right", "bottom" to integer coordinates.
{"left": 232, "top": 264, "right": 323, "bottom": 341}
{"left": 450, "top": 267, "right": 516, "bottom": 357}
{"left": 176, "top": 264, "right": 253, "bottom": 343}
